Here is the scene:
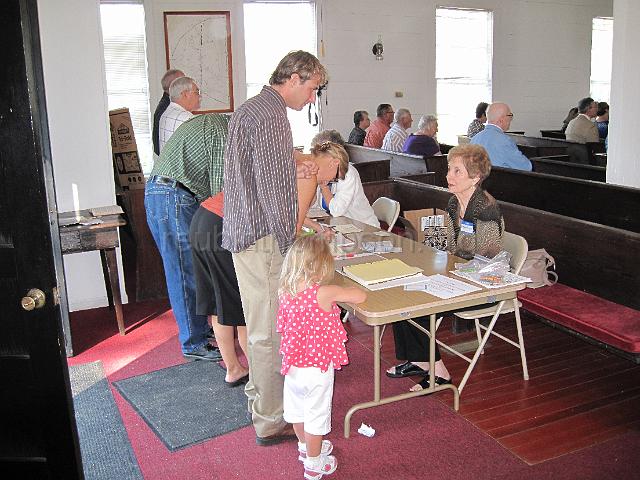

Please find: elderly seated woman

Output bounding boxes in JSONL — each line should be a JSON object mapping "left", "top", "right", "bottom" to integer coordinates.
{"left": 402, "top": 114, "right": 441, "bottom": 157}
{"left": 386, "top": 144, "right": 504, "bottom": 391}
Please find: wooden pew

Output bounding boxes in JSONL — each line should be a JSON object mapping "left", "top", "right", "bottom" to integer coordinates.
{"left": 344, "top": 144, "right": 391, "bottom": 164}
{"left": 530, "top": 156, "right": 606, "bottom": 181}
{"left": 350, "top": 159, "right": 391, "bottom": 183}
{"left": 482, "top": 167, "right": 640, "bottom": 232}
{"left": 505, "top": 133, "right": 605, "bottom": 165}
{"left": 360, "top": 178, "right": 640, "bottom": 360}
{"left": 540, "top": 129, "right": 566, "bottom": 139}
{"left": 345, "top": 144, "right": 451, "bottom": 183}
{"left": 399, "top": 165, "right": 640, "bottom": 233}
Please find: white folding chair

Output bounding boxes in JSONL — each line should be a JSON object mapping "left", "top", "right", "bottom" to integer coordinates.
{"left": 436, "top": 232, "right": 530, "bottom": 393}
{"left": 372, "top": 197, "right": 400, "bottom": 232}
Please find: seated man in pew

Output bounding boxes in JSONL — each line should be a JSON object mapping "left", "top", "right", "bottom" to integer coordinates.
{"left": 347, "top": 110, "right": 370, "bottom": 146}
{"left": 470, "top": 102, "right": 532, "bottom": 171}
{"left": 364, "top": 103, "right": 394, "bottom": 149}
{"left": 565, "top": 97, "right": 599, "bottom": 144}
{"left": 382, "top": 108, "right": 413, "bottom": 152}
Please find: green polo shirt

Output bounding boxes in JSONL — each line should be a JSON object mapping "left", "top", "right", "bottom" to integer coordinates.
{"left": 151, "top": 113, "right": 229, "bottom": 201}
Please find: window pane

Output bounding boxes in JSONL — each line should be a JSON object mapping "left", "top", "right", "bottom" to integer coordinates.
{"left": 100, "top": 4, "right": 153, "bottom": 174}
{"left": 244, "top": 2, "right": 318, "bottom": 149}
{"left": 590, "top": 17, "right": 613, "bottom": 104}
{"left": 436, "top": 8, "right": 493, "bottom": 145}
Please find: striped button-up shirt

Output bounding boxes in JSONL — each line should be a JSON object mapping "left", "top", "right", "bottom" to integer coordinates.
{"left": 382, "top": 123, "right": 409, "bottom": 152}
{"left": 222, "top": 86, "right": 297, "bottom": 255}
{"left": 150, "top": 113, "right": 229, "bottom": 201}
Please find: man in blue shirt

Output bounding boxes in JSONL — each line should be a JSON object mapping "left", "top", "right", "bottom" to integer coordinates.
{"left": 471, "top": 102, "right": 532, "bottom": 171}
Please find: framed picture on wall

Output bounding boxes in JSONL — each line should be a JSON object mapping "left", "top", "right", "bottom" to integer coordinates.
{"left": 163, "top": 11, "right": 234, "bottom": 113}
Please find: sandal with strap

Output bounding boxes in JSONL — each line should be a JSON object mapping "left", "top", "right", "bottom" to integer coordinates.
{"left": 411, "top": 375, "right": 452, "bottom": 391}
{"left": 386, "top": 361, "right": 428, "bottom": 378}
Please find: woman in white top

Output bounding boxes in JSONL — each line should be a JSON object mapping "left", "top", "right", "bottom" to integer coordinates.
{"left": 318, "top": 158, "right": 379, "bottom": 228}
{"left": 297, "top": 130, "right": 379, "bottom": 232}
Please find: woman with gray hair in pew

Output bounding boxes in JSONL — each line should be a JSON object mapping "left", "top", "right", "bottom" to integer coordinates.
{"left": 402, "top": 114, "right": 441, "bottom": 157}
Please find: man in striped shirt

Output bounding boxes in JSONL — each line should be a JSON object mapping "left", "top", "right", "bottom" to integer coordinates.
{"left": 222, "top": 51, "right": 328, "bottom": 446}
{"left": 145, "top": 113, "right": 229, "bottom": 361}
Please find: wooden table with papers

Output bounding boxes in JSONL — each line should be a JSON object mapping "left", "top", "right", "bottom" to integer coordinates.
{"left": 325, "top": 217, "right": 527, "bottom": 437}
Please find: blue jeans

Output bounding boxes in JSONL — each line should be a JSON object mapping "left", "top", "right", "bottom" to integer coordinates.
{"left": 144, "top": 177, "right": 208, "bottom": 353}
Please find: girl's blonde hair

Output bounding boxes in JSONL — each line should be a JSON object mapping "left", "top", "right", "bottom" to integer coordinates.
{"left": 279, "top": 234, "right": 335, "bottom": 297}
{"left": 310, "top": 141, "right": 349, "bottom": 180}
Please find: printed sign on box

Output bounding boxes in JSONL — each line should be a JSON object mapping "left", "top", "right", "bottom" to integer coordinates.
{"left": 109, "top": 108, "right": 145, "bottom": 190}
{"left": 404, "top": 208, "right": 449, "bottom": 249}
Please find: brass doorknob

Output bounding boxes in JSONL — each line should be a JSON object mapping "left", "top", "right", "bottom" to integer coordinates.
{"left": 21, "top": 288, "right": 46, "bottom": 311}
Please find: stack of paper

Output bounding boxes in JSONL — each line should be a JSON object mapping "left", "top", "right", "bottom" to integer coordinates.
{"left": 342, "top": 258, "right": 422, "bottom": 286}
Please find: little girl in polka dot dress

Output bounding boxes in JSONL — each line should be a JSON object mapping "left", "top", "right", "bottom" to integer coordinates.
{"left": 277, "top": 234, "right": 366, "bottom": 480}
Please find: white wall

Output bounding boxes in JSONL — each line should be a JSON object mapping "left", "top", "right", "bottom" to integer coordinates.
{"left": 38, "top": 0, "right": 128, "bottom": 311}
{"left": 319, "top": 0, "right": 613, "bottom": 141}
{"left": 143, "top": 0, "right": 247, "bottom": 117}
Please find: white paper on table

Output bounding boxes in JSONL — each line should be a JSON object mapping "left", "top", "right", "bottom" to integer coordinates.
{"left": 335, "top": 232, "right": 355, "bottom": 247}
{"left": 307, "top": 207, "right": 329, "bottom": 218}
{"left": 406, "top": 274, "right": 482, "bottom": 299}
{"left": 332, "top": 224, "right": 362, "bottom": 234}
{"left": 361, "top": 240, "right": 401, "bottom": 253}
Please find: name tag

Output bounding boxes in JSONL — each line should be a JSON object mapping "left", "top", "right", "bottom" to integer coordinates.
{"left": 460, "top": 220, "right": 475, "bottom": 234}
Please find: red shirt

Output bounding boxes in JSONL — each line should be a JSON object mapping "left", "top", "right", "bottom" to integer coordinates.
{"left": 363, "top": 118, "right": 390, "bottom": 149}
{"left": 277, "top": 284, "right": 349, "bottom": 374}
{"left": 201, "top": 191, "right": 224, "bottom": 217}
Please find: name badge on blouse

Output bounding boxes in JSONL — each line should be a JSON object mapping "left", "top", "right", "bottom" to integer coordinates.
{"left": 460, "top": 220, "right": 475, "bottom": 234}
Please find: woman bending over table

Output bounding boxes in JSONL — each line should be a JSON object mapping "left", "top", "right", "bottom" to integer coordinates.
{"left": 386, "top": 144, "right": 504, "bottom": 391}
{"left": 296, "top": 141, "right": 378, "bottom": 232}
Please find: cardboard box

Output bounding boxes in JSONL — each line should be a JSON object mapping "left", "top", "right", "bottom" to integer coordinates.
{"left": 404, "top": 208, "right": 449, "bottom": 246}
{"left": 109, "top": 108, "right": 145, "bottom": 190}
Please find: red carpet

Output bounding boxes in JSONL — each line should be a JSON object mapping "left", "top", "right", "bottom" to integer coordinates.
{"left": 68, "top": 302, "right": 640, "bottom": 479}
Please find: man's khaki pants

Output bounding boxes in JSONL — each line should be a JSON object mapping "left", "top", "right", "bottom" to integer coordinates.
{"left": 232, "top": 235, "right": 286, "bottom": 438}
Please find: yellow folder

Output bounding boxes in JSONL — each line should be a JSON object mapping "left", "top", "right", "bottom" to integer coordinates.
{"left": 342, "top": 258, "right": 422, "bottom": 286}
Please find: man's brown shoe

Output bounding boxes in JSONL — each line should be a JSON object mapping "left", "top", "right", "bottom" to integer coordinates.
{"left": 255, "top": 423, "right": 297, "bottom": 446}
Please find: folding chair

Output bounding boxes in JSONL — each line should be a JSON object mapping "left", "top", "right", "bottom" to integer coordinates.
{"left": 437, "top": 231, "right": 530, "bottom": 393}
{"left": 372, "top": 197, "right": 400, "bottom": 232}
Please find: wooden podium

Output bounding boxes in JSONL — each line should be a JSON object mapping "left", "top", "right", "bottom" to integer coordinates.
{"left": 117, "top": 189, "right": 168, "bottom": 301}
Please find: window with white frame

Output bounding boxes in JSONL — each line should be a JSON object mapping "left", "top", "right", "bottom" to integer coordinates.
{"left": 243, "top": 1, "right": 318, "bottom": 149}
{"left": 100, "top": 2, "right": 154, "bottom": 174}
{"left": 436, "top": 8, "right": 493, "bottom": 145}
{"left": 590, "top": 17, "right": 613, "bottom": 104}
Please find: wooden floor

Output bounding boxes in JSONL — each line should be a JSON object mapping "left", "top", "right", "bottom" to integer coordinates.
{"left": 344, "top": 311, "right": 640, "bottom": 465}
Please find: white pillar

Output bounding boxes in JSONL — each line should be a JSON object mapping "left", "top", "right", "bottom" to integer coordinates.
{"left": 607, "top": 0, "right": 640, "bottom": 187}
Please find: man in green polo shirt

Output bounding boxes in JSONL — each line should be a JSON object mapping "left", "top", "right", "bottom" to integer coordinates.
{"left": 145, "top": 113, "right": 228, "bottom": 360}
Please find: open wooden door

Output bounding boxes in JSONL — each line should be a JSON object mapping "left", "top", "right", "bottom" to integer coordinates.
{"left": 0, "top": 0, "right": 83, "bottom": 477}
